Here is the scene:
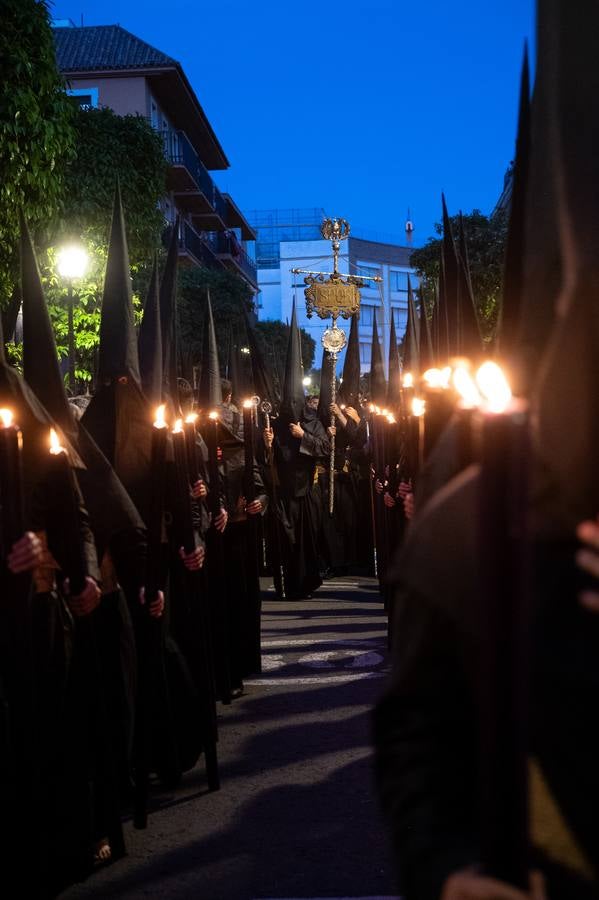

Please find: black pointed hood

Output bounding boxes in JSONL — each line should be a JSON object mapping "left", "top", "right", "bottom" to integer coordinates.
{"left": 279, "top": 299, "right": 305, "bottom": 423}
{"left": 197, "top": 289, "right": 222, "bottom": 412}
{"left": 242, "top": 306, "right": 278, "bottom": 409}
{"left": 402, "top": 275, "right": 420, "bottom": 375}
{"left": 317, "top": 346, "right": 335, "bottom": 427}
{"left": 339, "top": 312, "right": 360, "bottom": 407}
{"left": 498, "top": 47, "right": 531, "bottom": 361}
{"left": 531, "top": 0, "right": 599, "bottom": 537}
{"left": 20, "top": 211, "right": 77, "bottom": 442}
{"left": 138, "top": 253, "right": 163, "bottom": 407}
{"left": 369, "top": 308, "right": 386, "bottom": 406}
{"left": 20, "top": 214, "right": 145, "bottom": 547}
{"left": 441, "top": 194, "right": 459, "bottom": 356}
{"left": 456, "top": 214, "right": 483, "bottom": 360}
{"left": 97, "top": 181, "right": 140, "bottom": 384}
{"left": 0, "top": 301, "right": 7, "bottom": 365}
{"left": 227, "top": 332, "right": 244, "bottom": 406}
{"left": 387, "top": 312, "right": 401, "bottom": 407}
{"left": 418, "top": 287, "right": 435, "bottom": 372}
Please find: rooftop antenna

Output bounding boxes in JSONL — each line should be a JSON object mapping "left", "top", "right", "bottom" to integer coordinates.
{"left": 405, "top": 208, "right": 415, "bottom": 246}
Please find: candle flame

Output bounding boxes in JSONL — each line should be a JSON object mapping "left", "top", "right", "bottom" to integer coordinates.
{"left": 340, "top": 404, "right": 346, "bottom": 410}
{"left": 0, "top": 408, "right": 14, "bottom": 428}
{"left": 382, "top": 408, "right": 389, "bottom": 417}
{"left": 172, "top": 418, "right": 184, "bottom": 434}
{"left": 387, "top": 414, "right": 396, "bottom": 424}
{"left": 411, "top": 397, "right": 426, "bottom": 417}
{"left": 185, "top": 413, "right": 198, "bottom": 425}
{"left": 423, "top": 367, "right": 452, "bottom": 390}
{"left": 153, "top": 404, "right": 167, "bottom": 429}
{"left": 402, "top": 372, "right": 414, "bottom": 388}
{"left": 49, "top": 428, "right": 66, "bottom": 455}
{"left": 369, "top": 403, "right": 375, "bottom": 413}
{"left": 208, "top": 411, "right": 218, "bottom": 421}
{"left": 243, "top": 399, "right": 253, "bottom": 409}
{"left": 452, "top": 365, "right": 481, "bottom": 409}
{"left": 475, "top": 362, "right": 512, "bottom": 413}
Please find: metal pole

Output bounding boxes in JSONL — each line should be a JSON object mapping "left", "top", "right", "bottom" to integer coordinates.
{"left": 67, "top": 280, "right": 75, "bottom": 393}
{"left": 329, "top": 350, "right": 337, "bottom": 516}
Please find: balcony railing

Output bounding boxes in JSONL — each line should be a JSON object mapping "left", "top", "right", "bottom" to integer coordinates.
{"left": 214, "top": 232, "right": 257, "bottom": 285}
{"left": 162, "top": 129, "right": 217, "bottom": 206}
{"left": 178, "top": 221, "right": 221, "bottom": 270}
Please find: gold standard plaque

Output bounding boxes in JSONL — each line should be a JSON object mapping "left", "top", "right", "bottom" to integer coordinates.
{"left": 292, "top": 217, "right": 382, "bottom": 515}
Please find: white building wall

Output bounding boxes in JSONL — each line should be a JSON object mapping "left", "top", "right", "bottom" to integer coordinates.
{"left": 256, "top": 238, "right": 417, "bottom": 377}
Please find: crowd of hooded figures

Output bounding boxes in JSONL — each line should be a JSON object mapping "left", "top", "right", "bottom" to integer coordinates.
{"left": 3, "top": 2, "right": 599, "bottom": 898}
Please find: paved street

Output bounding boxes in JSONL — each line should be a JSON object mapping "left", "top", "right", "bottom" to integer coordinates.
{"left": 62, "top": 577, "right": 399, "bottom": 900}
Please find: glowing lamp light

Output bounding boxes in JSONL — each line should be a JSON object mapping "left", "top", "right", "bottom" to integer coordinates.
{"left": 369, "top": 404, "right": 375, "bottom": 413}
{"left": 153, "top": 404, "right": 167, "bottom": 429}
{"left": 387, "top": 414, "right": 396, "bottom": 425}
{"left": 476, "top": 362, "right": 512, "bottom": 414}
{"left": 411, "top": 397, "right": 426, "bottom": 417}
{"left": 56, "top": 245, "right": 89, "bottom": 280}
{"left": 423, "top": 367, "right": 452, "bottom": 390}
{"left": 49, "top": 428, "right": 66, "bottom": 455}
{"left": 452, "top": 365, "right": 482, "bottom": 409}
{"left": 240, "top": 347, "right": 250, "bottom": 355}
{"left": 185, "top": 413, "right": 198, "bottom": 425}
{"left": 0, "top": 408, "right": 14, "bottom": 428}
{"left": 302, "top": 376, "right": 312, "bottom": 387}
{"left": 243, "top": 399, "right": 253, "bottom": 409}
{"left": 208, "top": 411, "right": 219, "bottom": 421}
{"left": 402, "top": 373, "right": 414, "bottom": 389}
{"left": 172, "top": 418, "right": 184, "bottom": 434}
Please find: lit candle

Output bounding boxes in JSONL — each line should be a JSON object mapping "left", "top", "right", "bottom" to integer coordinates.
{"left": 205, "top": 412, "right": 221, "bottom": 519}
{"left": 409, "top": 397, "right": 426, "bottom": 477}
{"left": 474, "top": 361, "right": 530, "bottom": 889}
{"left": 48, "top": 428, "right": 87, "bottom": 595}
{"left": 183, "top": 413, "right": 200, "bottom": 486}
{"left": 172, "top": 419, "right": 196, "bottom": 554}
{"left": 242, "top": 400, "right": 256, "bottom": 503}
{"left": 421, "top": 366, "right": 454, "bottom": 460}
{"left": 145, "top": 405, "right": 169, "bottom": 602}
{"left": 0, "top": 408, "right": 24, "bottom": 558}
{"left": 451, "top": 363, "right": 481, "bottom": 470}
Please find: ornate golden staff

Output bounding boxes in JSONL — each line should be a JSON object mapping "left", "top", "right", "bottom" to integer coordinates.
{"left": 292, "top": 218, "right": 382, "bottom": 514}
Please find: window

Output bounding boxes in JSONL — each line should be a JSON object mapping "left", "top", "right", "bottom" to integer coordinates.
{"left": 356, "top": 264, "right": 380, "bottom": 280}
{"left": 392, "top": 307, "right": 405, "bottom": 331}
{"left": 67, "top": 87, "right": 98, "bottom": 109}
{"left": 150, "top": 100, "right": 159, "bottom": 130}
{"left": 360, "top": 343, "right": 371, "bottom": 365}
{"left": 360, "top": 304, "right": 374, "bottom": 326}
{"left": 390, "top": 270, "right": 419, "bottom": 292}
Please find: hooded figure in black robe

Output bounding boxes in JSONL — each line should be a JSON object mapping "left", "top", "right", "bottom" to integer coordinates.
{"left": 374, "top": 6, "right": 599, "bottom": 897}
{"left": 271, "top": 301, "right": 330, "bottom": 599}
{"left": 20, "top": 214, "right": 141, "bottom": 883}
{"left": 0, "top": 275, "right": 101, "bottom": 895}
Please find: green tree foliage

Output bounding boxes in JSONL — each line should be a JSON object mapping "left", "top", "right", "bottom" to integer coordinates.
{"left": 254, "top": 320, "right": 315, "bottom": 396}
{"left": 58, "top": 107, "right": 168, "bottom": 267}
{"left": 410, "top": 209, "right": 508, "bottom": 338}
{"left": 0, "top": 0, "right": 76, "bottom": 303}
{"left": 177, "top": 266, "right": 255, "bottom": 379}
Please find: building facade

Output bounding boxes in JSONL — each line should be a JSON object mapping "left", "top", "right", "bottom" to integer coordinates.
{"left": 53, "top": 21, "right": 258, "bottom": 293}
{"left": 247, "top": 209, "right": 419, "bottom": 374}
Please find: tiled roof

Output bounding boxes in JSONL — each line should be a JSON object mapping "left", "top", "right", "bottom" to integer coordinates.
{"left": 53, "top": 24, "right": 178, "bottom": 72}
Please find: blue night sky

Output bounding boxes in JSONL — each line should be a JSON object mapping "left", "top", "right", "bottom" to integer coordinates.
{"left": 54, "top": 0, "right": 535, "bottom": 245}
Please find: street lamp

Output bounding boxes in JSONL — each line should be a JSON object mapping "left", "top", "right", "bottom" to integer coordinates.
{"left": 57, "top": 244, "right": 88, "bottom": 392}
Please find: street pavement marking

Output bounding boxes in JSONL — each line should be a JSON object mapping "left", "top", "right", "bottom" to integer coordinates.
{"left": 262, "top": 636, "right": 385, "bottom": 648}
{"left": 245, "top": 672, "right": 384, "bottom": 686}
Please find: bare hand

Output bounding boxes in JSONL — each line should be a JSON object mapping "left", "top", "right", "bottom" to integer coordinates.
{"left": 327, "top": 425, "right": 336, "bottom": 438}
{"left": 383, "top": 492, "right": 396, "bottom": 509}
{"left": 403, "top": 492, "right": 415, "bottom": 520}
{"left": 290, "top": 422, "right": 304, "bottom": 439}
{"left": 246, "top": 499, "right": 263, "bottom": 515}
{"left": 65, "top": 576, "right": 101, "bottom": 618}
{"left": 576, "top": 517, "right": 599, "bottom": 611}
{"left": 263, "top": 427, "right": 274, "bottom": 449}
{"left": 345, "top": 406, "right": 360, "bottom": 424}
{"left": 442, "top": 870, "right": 546, "bottom": 900}
{"left": 191, "top": 478, "right": 208, "bottom": 499}
{"left": 139, "top": 587, "right": 165, "bottom": 618}
{"left": 179, "top": 545, "right": 205, "bottom": 571}
{"left": 7, "top": 531, "right": 42, "bottom": 574}
{"left": 375, "top": 478, "right": 384, "bottom": 495}
{"left": 213, "top": 508, "right": 228, "bottom": 533}
{"left": 398, "top": 479, "right": 412, "bottom": 499}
